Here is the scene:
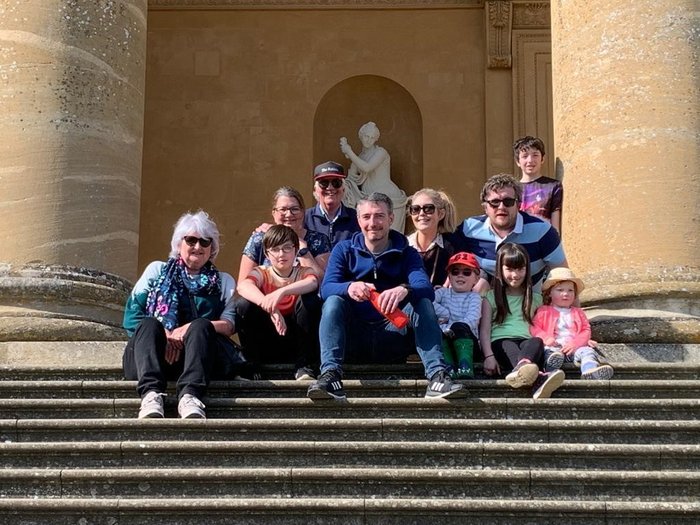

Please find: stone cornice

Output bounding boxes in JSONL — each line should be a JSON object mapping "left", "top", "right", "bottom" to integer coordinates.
{"left": 512, "top": 1, "right": 550, "bottom": 29}
{"left": 148, "top": 0, "right": 485, "bottom": 9}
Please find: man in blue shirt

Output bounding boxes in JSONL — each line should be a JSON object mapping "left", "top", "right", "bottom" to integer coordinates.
{"left": 307, "top": 192, "right": 465, "bottom": 401}
{"left": 304, "top": 161, "right": 360, "bottom": 247}
{"left": 453, "top": 174, "right": 567, "bottom": 292}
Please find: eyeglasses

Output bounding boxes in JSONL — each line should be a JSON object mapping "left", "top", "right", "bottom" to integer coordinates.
{"left": 317, "top": 179, "right": 343, "bottom": 190}
{"left": 484, "top": 198, "right": 517, "bottom": 208}
{"left": 267, "top": 244, "right": 296, "bottom": 255}
{"left": 183, "top": 236, "right": 212, "bottom": 248}
{"left": 449, "top": 268, "right": 475, "bottom": 277}
{"left": 272, "top": 206, "right": 302, "bottom": 215}
{"left": 407, "top": 204, "right": 436, "bottom": 216}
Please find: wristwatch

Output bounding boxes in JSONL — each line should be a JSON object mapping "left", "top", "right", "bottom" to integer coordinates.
{"left": 297, "top": 248, "right": 310, "bottom": 257}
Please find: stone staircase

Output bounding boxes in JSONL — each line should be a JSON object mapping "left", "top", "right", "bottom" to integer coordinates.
{"left": 0, "top": 343, "right": 698, "bottom": 524}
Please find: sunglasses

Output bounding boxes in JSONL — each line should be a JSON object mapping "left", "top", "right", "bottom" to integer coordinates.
{"left": 449, "top": 268, "right": 475, "bottom": 277}
{"left": 317, "top": 179, "right": 343, "bottom": 189}
{"left": 183, "top": 236, "right": 212, "bottom": 248}
{"left": 484, "top": 197, "right": 517, "bottom": 208}
{"left": 407, "top": 204, "right": 436, "bottom": 216}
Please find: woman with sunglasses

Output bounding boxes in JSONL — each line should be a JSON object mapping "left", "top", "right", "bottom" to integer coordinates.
{"left": 122, "top": 210, "right": 236, "bottom": 420}
{"left": 406, "top": 188, "right": 460, "bottom": 287}
{"left": 238, "top": 186, "right": 330, "bottom": 283}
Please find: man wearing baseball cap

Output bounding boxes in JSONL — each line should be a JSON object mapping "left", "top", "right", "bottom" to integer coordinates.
{"left": 304, "top": 161, "right": 360, "bottom": 248}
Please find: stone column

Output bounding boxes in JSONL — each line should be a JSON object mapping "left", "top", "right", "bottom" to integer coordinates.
{"left": 0, "top": 1, "right": 147, "bottom": 340}
{"left": 551, "top": 1, "right": 699, "bottom": 342}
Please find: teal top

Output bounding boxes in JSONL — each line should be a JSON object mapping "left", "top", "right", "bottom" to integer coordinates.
{"left": 486, "top": 291, "right": 542, "bottom": 341}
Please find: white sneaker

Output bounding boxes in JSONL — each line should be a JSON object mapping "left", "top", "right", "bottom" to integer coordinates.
{"left": 504, "top": 362, "right": 539, "bottom": 389}
{"left": 178, "top": 393, "right": 206, "bottom": 419}
{"left": 138, "top": 391, "right": 166, "bottom": 419}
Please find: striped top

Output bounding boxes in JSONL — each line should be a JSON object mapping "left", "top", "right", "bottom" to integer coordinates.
{"left": 453, "top": 212, "right": 566, "bottom": 291}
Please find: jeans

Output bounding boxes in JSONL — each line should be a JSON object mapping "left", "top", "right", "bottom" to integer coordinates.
{"left": 122, "top": 317, "right": 216, "bottom": 399}
{"left": 546, "top": 345, "right": 600, "bottom": 369}
{"left": 318, "top": 296, "right": 447, "bottom": 379}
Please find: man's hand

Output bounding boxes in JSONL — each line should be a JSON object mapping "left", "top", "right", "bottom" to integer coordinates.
{"left": 348, "top": 281, "right": 375, "bottom": 302}
{"left": 376, "top": 286, "right": 409, "bottom": 314}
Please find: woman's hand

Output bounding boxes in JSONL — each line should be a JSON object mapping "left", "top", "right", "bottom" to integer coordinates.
{"left": 164, "top": 324, "right": 190, "bottom": 364}
{"left": 270, "top": 310, "right": 287, "bottom": 336}
{"left": 483, "top": 355, "right": 500, "bottom": 376}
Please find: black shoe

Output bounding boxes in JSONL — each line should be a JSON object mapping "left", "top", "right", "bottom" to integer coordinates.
{"left": 425, "top": 370, "right": 466, "bottom": 399}
{"left": 307, "top": 369, "right": 346, "bottom": 401}
{"left": 532, "top": 370, "right": 565, "bottom": 400}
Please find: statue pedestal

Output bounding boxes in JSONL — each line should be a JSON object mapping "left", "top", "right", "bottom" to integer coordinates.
{"left": 0, "top": 264, "right": 130, "bottom": 341}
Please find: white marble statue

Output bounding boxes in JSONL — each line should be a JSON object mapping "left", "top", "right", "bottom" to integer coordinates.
{"left": 340, "top": 122, "right": 407, "bottom": 233}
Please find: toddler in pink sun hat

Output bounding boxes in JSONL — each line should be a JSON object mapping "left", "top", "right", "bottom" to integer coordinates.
{"left": 530, "top": 268, "right": 614, "bottom": 380}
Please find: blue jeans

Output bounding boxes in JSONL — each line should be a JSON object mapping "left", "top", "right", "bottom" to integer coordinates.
{"left": 318, "top": 296, "right": 447, "bottom": 379}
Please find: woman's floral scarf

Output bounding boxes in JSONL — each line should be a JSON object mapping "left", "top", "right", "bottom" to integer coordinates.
{"left": 145, "top": 257, "right": 221, "bottom": 331}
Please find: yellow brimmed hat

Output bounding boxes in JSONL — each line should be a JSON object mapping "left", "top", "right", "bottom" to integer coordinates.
{"left": 542, "top": 267, "right": 585, "bottom": 294}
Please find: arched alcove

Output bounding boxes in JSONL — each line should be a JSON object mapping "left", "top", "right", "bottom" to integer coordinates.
{"left": 313, "top": 75, "right": 423, "bottom": 199}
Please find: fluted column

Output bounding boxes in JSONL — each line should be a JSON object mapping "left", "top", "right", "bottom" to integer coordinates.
{"left": 0, "top": 1, "right": 147, "bottom": 340}
{"left": 551, "top": 0, "right": 699, "bottom": 342}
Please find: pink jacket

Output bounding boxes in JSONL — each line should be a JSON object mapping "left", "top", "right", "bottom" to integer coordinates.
{"left": 530, "top": 305, "right": 591, "bottom": 349}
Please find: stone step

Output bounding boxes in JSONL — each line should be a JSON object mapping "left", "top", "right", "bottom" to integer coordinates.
{"left": 0, "top": 396, "right": 696, "bottom": 420}
{"left": 0, "top": 360, "right": 698, "bottom": 381}
{"left": 0, "top": 378, "right": 698, "bottom": 399}
{"left": 0, "top": 440, "right": 697, "bottom": 471}
{"left": 2, "top": 466, "right": 697, "bottom": 501}
{"left": 1, "top": 418, "right": 697, "bottom": 444}
{"left": 0, "top": 498, "right": 697, "bottom": 525}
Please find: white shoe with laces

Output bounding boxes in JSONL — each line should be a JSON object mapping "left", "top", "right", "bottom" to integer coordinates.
{"left": 138, "top": 391, "right": 166, "bottom": 419}
{"left": 177, "top": 393, "right": 206, "bottom": 419}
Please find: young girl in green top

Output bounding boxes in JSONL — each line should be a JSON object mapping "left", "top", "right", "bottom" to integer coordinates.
{"left": 479, "top": 242, "right": 565, "bottom": 399}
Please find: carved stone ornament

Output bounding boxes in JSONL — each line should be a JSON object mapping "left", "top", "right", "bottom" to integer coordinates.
{"left": 486, "top": 0, "right": 512, "bottom": 69}
{"left": 148, "top": 0, "right": 485, "bottom": 9}
{"left": 512, "top": 1, "right": 550, "bottom": 29}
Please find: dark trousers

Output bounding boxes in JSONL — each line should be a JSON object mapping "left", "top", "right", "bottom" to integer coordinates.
{"left": 122, "top": 317, "right": 217, "bottom": 399}
{"left": 491, "top": 337, "right": 544, "bottom": 373}
{"left": 235, "top": 292, "right": 321, "bottom": 370}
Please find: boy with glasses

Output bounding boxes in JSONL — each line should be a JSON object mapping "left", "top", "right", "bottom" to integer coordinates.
{"left": 304, "top": 161, "right": 360, "bottom": 247}
{"left": 453, "top": 174, "right": 567, "bottom": 291}
{"left": 236, "top": 225, "right": 321, "bottom": 380}
{"left": 433, "top": 252, "right": 483, "bottom": 378}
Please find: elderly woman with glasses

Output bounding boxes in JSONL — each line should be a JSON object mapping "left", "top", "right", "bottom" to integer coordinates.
{"left": 122, "top": 210, "right": 236, "bottom": 420}
{"left": 238, "top": 186, "right": 330, "bottom": 283}
{"left": 406, "top": 188, "right": 461, "bottom": 287}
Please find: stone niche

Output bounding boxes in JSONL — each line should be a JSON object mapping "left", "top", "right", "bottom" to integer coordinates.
{"left": 139, "top": 3, "right": 488, "bottom": 275}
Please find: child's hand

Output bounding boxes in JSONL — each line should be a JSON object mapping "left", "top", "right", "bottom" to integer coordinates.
{"left": 270, "top": 310, "right": 287, "bottom": 336}
{"left": 544, "top": 337, "right": 557, "bottom": 346}
{"left": 260, "top": 289, "right": 285, "bottom": 313}
{"left": 561, "top": 343, "right": 576, "bottom": 356}
{"left": 483, "top": 355, "right": 500, "bottom": 376}
{"left": 588, "top": 339, "right": 598, "bottom": 348}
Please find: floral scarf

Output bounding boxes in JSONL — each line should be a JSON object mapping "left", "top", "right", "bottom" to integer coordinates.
{"left": 145, "top": 257, "right": 221, "bottom": 331}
